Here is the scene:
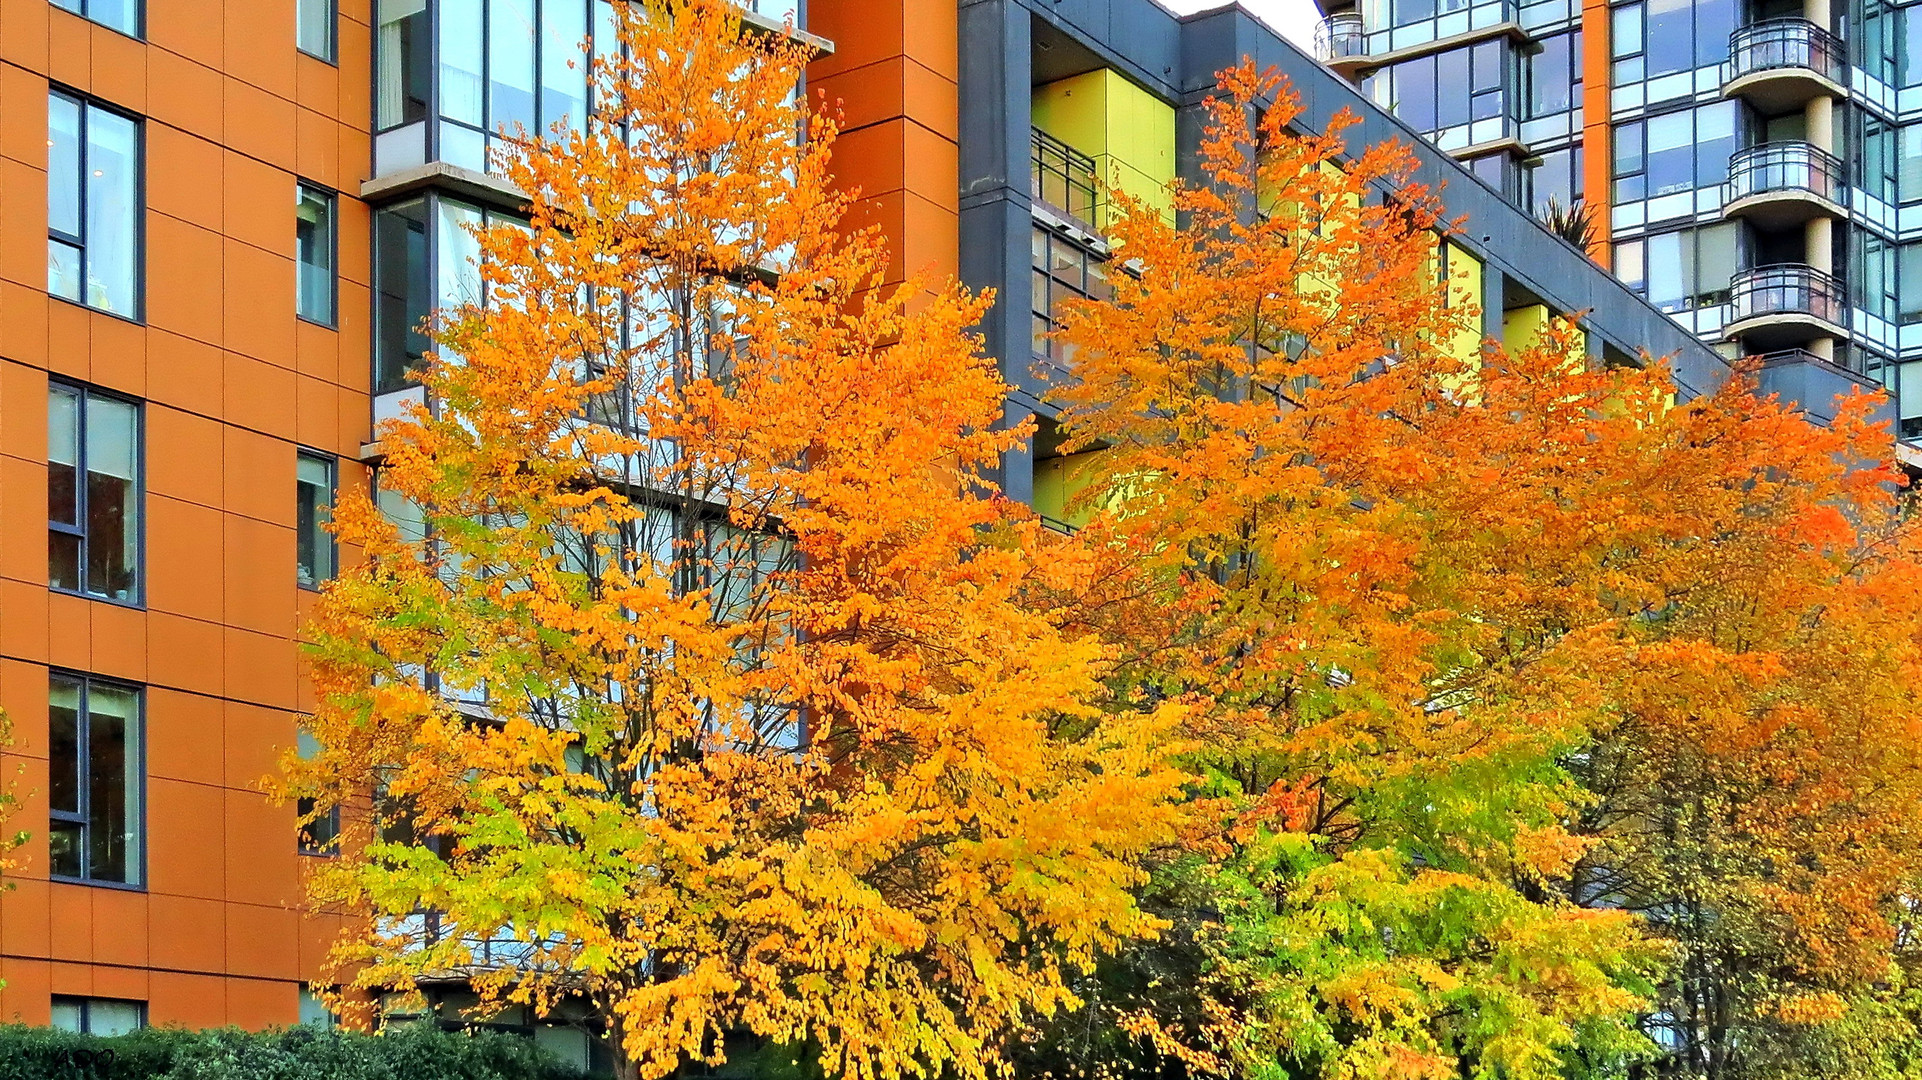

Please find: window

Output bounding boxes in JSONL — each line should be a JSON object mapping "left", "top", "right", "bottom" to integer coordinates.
{"left": 296, "top": 731, "right": 340, "bottom": 855}
{"left": 1031, "top": 228, "right": 1108, "bottom": 368}
{"left": 49, "top": 382, "right": 141, "bottom": 603}
{"left": 298, "top": 0, "right": 335, "bottom": 60}
{"left": 48, "top": 91, "right": 141, "bottom": 319}
{"left": 1901, "top": 243, "right": 1922, "bottom": 324}
{"left": 377, "top": 0, "right": 594, "bottom": 173}
{"left": 297, "top": 184, "right": 337, "bottom": 325}
{"left": 1524, "top": 31, "right": 1583, "bottom": 118}
{"left": 373, "top": 194, "right": 527, "bottom": 393}
{"left": 49, "top": 0, "right": 138, "bottom": 37}
{"left": 297, "top": 452, "right": 338, "bottom": 588}
{"left": 299, "top": 988, "right": 339, "bottom": 1028}
{"left": 1523, "top": 145, "right": 1583, "bottom": 216}
{"left": 1612, "top": 102, "right": 1736, "bottom": 203}
{"left": 1860, "top": 234, "right": 1901, "bottom": 323}
{"left": 1369, "top": 41, "right": 1507, "bottom": 135}
{"left": 1624, "top": 224, "right": 1740, "bottom": 313}
{"left": 51, "top": 997, "right": 145, "bottom": 1035}
{"left": 1859, "top": 117, "right": 1922, "bottom": 205}
{"left": 1611, "top": 0, "right": 1732, "bottom": 81}
{"left": 48, "top": 674, "right": 143, "bottom": 887}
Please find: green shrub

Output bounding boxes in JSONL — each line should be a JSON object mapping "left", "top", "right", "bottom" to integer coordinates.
{"left": 0, "top": 1022, "right": 581, "bottom": 1080}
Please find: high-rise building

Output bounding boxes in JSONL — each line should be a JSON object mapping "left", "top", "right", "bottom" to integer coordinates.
{"left": 1314, "top": 0, "right": 1922, "bottom": 440}
{"left": 0, "top": 0, "right": 1852, "bottom": 1060}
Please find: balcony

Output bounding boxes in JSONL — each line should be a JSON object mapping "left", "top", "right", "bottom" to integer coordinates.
{"left": 1753, "top": 348, "right": 1893, "bottom": 430}
{"left": 1725, "top": 264, "right": 1846, "bottom": 349}
{"left": 1722, "top": 19, "right": 1845, "bottom": 113}
{"left": 1031, "top": 127, "right": 1101, "bottom": 231}
{"left": 1314, "top": 12, "right": 1369, "bottom": 73}
{"left": 1722, "top": 141, "right": 1845, "bottom": 228}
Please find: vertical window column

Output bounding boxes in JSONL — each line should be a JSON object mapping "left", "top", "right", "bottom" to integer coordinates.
{"left": 47, "top": 91, "right": 141, "bottom": 319}
{"left": 297, "top": 183, "right": 338, "bottom": 325}
{"left": 297, "top": 451, "right": 338, "bottom": 588}
{"left": 48, "top": 383, "right": 142, "bottom": 603}
{"left": 48, "top": 674, "right": 144, "bottom": 887}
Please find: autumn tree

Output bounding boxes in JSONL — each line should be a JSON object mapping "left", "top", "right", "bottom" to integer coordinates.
{"left": 1038, "top": 63, "right": 1922, "bottom": 1080}
{"left": 281, "top": 4, "right": 1184, "bottom": 1080}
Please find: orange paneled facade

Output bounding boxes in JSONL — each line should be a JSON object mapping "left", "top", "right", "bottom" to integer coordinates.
{"left": 0, "top": 0, "right": 363, "bottom": 1029}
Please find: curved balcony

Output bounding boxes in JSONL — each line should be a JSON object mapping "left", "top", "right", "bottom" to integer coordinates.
{"left": 1722, "top": 141, "right": 1845, "bottom": 228}
{"left": 1314, "top": 12, "right": 1370, "bottom": 72}
{"left": 1725, "top": 264, "right": 1846, "bottom": 349}
{"left": 1722, "top": 19, "right": 1846, "bottom": 112}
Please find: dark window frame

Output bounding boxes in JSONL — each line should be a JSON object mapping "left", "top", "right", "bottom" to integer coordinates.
{"left": 47, "top": 671, "right": 146, "bottom": 891}
{"left": 49, "top": 0, "right": 142, "bottom": 40}
{"left": 47, "top": 88, "right": 146, "bottom": 323}
{"left": 296, "top": 449, "right": 339, "bottom": 590}
{"left": 298, "top": 0, "right": 339, "bottom": 63}
{"left": 48, "top": 379, "right": 145, "bottom": 608}
{"left": 296, "top": 181, "right": 340, "bottom": 328}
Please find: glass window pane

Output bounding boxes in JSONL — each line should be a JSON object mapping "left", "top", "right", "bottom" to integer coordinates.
{"left": 299, "top": 0, "right": 333, "bottom": 58}
{"left": 1612, "top": 2, "right": 1642, "bottom": 57}
{"left": 489, "top": 0, "right": 538, "bottom": 135}
{"left": 1695, "top": 102, "right": 1737, "bottom": 189}
{"left": 439, "top": 199, "right": 486, "bottom": 310}
{"left": 1647, "top": 231, "right": 1684, "bottom": 308}
{"left": 542, "top": 0, "right": 589, "bottom": 132}
{"left": 1696, "top": 223, "right": 1738, "bottom": 300}
{"left": 86, "top": 1000, "right": 142, "bottom": 1036}
{"left": 377, "top": 0, "right": 432, "bottom": 129}
{"left": 297, "top": 454, "right": 335, "bottom": 587}
{"left": 1396, "top": 55, "right": 1438, "bottom": 132}
{"left": 85, "top": 396, "right": 139, "bottom": 601}
{"left": 85, "top": 107, "right": 139, "bottom": 318}
{"left": 86, "top": 685, "right": 139, "bottom": 885}
{"left": 49, "top": 386, "right": 79, "bottom": 526}
{"left": 297, "top": 185, "right": 335, "bottom": 324}
{"left": 49, "top": 1000, "right": 82, "bottom": 1034}
{"left": 374, "top": 199, "right": 432, "bottom": 393}
{"left": 1644, "top": 0, "right": 1693, "bottom": 75}
{"left": 49, "top": 677, "right": 81, "bottom": 816}
{"left": 48, "top": 94, "right": 81, "bottom": 238}
{"left": 1645, "top": 110, "right": 1694, "bottom": 195}
{"left": 440, "top": 0, "right": 484, "bottom": 127}
{"left": 90, "top": 0, "right": 138, "bottom": 35}
{"left": 1436, "top": 48, "right": 1471, "bottom": 130}
{"left": 1693, "top": 0, "right": 1733, "bottom": 66}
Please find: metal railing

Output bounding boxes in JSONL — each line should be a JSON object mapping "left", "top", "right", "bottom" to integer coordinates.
{"left": 1031, "top": 127, "right": 1099, "bottom": 227}
{"left": 1724, "top": 19, "right": 1846, "bottom": 87}
{"left": 1725, "top": 141, "right": 1844, "bottom": 206}
{"left": 1729, "top": 264, "right": 1845, "bottom": 325}
{"left": 1314, "top": 12, "right": 1367, "bottom": 61}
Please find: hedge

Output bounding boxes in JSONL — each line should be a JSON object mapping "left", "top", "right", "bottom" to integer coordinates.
{"left": 0, "top": 1022, "right": 583, "bottom": 1080}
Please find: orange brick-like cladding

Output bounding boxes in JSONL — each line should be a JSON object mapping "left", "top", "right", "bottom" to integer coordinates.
{"left": 807, "top": 0, "right": 960, "bottom": 288}
{"left": 0, "top": 0, "right": 373, "bottom": 1028}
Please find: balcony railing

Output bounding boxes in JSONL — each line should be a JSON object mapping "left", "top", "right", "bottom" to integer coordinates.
{"left": 1756, "top": 347, "right": 1862, "bottom": 376}
{"left": 1031, "top": 127, "right": 1100, "bottom": 227}
{"left": 1315, "top": 12, "right": 1367, "bottom": 62}
{"left": 1725, "top": 141, "right": 1844, "bottom": 206}
{"left": 1723, "top": 19, "right": 1845, "bottom": 88}
{"left": 1728, "top": 264, "right": 1845, "bottom": 326}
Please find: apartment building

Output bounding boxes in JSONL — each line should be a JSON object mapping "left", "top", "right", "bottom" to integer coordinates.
{"left": 0, "top": 0, "right": 1805, "bottom": 1059}
{"left": 1313, "top": 0, "right": 1921, "bottom": 438}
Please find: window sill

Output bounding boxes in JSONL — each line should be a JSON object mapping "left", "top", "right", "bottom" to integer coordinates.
{"left": 296, "top": 47, "right": 338, "bottom": 67}
{"left": 49, "top": 874, "right": 146, "bottom": 893}
{"left": 297, "top": 313, "right": 339, "bottom": 332}
{"left": 49, "top": 585, "right": 145, "bottom": 610}
{"left": 50, "top": 293, "right": 145, "bottom": 327}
